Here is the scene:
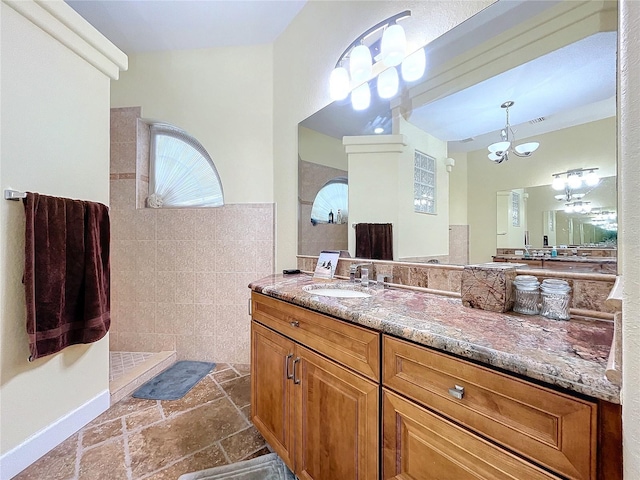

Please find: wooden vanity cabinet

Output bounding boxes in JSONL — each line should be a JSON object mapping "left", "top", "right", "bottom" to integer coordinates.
{"left": 251, "top": 293, "right": 380, "bottom": 480}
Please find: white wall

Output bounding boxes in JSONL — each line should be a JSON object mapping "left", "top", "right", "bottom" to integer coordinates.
{"left": 0, "top": 0, "right": 125, "bottom": 473}
{"left": 619, "top": 1, "right": 640, "bottom": 477}
{"left": 110, "top": 45, "right": 274, "bottom": 204}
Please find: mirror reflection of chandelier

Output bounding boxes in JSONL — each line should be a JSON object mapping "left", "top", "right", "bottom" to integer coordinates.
{"left": 487, "top": 101, "right": 540, "bottom": 163}
{"left": 552, "top": 167, "right": 600, "bottom": 201}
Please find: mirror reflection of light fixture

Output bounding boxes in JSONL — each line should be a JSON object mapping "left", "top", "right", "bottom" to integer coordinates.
{"left": 487, "top": 101, "right": 540, "bottom": 163}
{"left": 329, "top": 11, "right": 426, "bottom": 109}
{"left": 551, "top": 167, "right": 600, "bottom": 201}
{"left": 564, "top": 201, "right": 592, "bottom": 213}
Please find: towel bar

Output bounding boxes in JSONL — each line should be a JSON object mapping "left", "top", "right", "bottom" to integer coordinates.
{"left": 4, "top": 189, "right": 26, "bottom": 201}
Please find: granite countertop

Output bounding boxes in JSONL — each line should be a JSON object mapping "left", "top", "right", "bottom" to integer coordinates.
{"left": 249, "top": 273, "right": 620, "bottom": 404}
{"left": 493, "top": 254, "right": 617, "bottom": 264}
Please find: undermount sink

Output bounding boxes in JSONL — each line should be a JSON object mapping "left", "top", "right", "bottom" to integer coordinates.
{"left": 302, "top": 284, "right": 373, "bottom": 298}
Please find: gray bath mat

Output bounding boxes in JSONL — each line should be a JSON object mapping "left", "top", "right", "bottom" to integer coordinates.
{"left": 132, "top": 360, "right": 215, "bottom": 400}
{"left": 178, "top": 453, "right": 295, "bottom": 480}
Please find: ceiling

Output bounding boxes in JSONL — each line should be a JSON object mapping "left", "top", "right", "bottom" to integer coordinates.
{"left": 66, "top": 0, "right": 307, "bottom": 53}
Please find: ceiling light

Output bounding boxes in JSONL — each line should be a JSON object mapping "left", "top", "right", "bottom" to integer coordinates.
{"left": 381, "top": 24, "right": 406, "bottom": 67}
{"left": 377, "top": 67, "right": 399, "bottom": 99}
{"left": 328, "top": 11, "right": 417, "bottom": 109}
{"left": 551, "top": 168, "right": 600, "bottom": 202}
{"left": 401, "top": 47, "right": 426, "bottom": 82}
{"left": 486, "top": 101, "right": 539, "bottom": 164}
{"left": 351, "top": 83, "right": 371, "bottom": 111}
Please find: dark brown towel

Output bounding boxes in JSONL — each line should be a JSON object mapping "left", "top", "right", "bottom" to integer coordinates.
{"left": 355, "top": 223, "right": 393, "bottom": 260}
{"left": 23, "top": 193, "right": 110, "bottom": 360}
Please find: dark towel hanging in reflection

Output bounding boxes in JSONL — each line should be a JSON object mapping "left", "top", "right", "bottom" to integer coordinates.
{"left": 23, "top": 192, "right": 111, "bottom": 360}
{"left": 355, "top": 223, "right": 393, "bottom": 260}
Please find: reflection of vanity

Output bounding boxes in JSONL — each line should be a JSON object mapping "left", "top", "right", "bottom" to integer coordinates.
{"left": 249, "top": 274, "right": 622, "bottom": 480}
{"left": 492, "top": 247, "right": 617, "bottom": 273}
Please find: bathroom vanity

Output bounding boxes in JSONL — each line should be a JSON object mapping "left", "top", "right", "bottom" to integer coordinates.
{"left": 249, "top": 274, "right": 621, "bottom": 480}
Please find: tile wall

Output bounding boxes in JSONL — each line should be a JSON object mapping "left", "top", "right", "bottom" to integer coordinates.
{"left": 110, "top": 107, "right": 275, "bottom": 363}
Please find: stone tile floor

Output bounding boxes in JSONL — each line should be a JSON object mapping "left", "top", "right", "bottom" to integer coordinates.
{"left": 14, "top": 363, "right": 269, "bottom": 480}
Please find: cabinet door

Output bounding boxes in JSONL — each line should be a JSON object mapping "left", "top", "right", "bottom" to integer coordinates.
{"left": 251, "top": 321, "right": 296, "bottom": 469}
{"left": 294, "top": 344, "right": 379, "bottom": 480}
{"left": 382, "top": 389, "right": 561, "bottom": 480}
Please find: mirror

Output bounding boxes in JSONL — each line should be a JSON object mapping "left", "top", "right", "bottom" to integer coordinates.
{"left": 298, "top": 0, "right": 617, "bottom": 269}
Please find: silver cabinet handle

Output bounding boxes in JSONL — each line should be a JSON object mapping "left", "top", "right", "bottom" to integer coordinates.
{"left": 285, "top": 353, "right": 294, "bottom": 380}
{"left": 292, "top": 357, "right": 301, "bottom": 384}
{"left": 290, "top": 320, "right": 300, "bottom": 327}
{"left": 448, "top": 385, "right": 465, "bottom": 399}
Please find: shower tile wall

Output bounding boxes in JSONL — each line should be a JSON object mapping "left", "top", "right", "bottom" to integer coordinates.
{"left": 110, "top": 107, "right": 275, "bottom": 363}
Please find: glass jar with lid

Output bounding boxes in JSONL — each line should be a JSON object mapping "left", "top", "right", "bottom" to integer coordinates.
{"left": 540, "top": 279, "right": 571, "bottom": 320}
{"left": 512, "top": 275, "right": 540, "bottom": 315}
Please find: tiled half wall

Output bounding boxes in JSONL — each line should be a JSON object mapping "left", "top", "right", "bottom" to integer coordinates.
{"left": 110, "top": 107, "right": 275, "bottom": 363}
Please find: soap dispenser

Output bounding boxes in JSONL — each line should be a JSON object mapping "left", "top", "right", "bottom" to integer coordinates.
{"left": 551, "top": 246, "right": 558, "bottom": 257}
{"left": 328, "top": 210, "right": 334, "bottom": 224}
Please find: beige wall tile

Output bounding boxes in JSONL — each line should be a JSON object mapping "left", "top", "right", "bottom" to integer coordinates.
{"left": 175, "top": 304, "right": 196, "bottom": 336}
{"left": 175, "top": 272, "right": 195, "bottom": 304}
{"left": 111, "top": 107, "right": 141, "bottom": 143}
{"left": 157, "top": 209, "right": 196, "bottom": 241}
{"left": 134, "top": 302, "right": 156, "bottom": 334}
{"left": 215, "top": 273, "right": 254, "bottom": 305}
{"left": 157, "top": 240, "right": 177, "bottom": 272}
{"left": 216, "top": 241, "right": 257, "bottom": 273}
{"left": 110, "top": 141, "right": 137, "bottom": 175}
{"left": 195, "top": 305, "right": 216, "bottom": 336}
{"left": 155, "top": 303, "right": 177, "bottom": 334}
{"left": 195, "top": 273, "right": 217, "bottom": 304}
{"left": 195, "top": 240, "right": 217, "bottom": 272}
{"left": 136, "top": 241, "right": 157, "bottom": 272}
{"left": 109, "top": 179, "right": 136, "bottom": 211}
{"left": 154, "top": 334, "right": 176, "bottom": 352}
{"left": 156, "top": 271, "right": 176, "bottom": 303}
{"left": 111, "top": 209, "right": 137, "bottom": 242}
{"left": 175, "top": 241, "right": 196, "bottom": 272}
{"left": 135, "top": 209, "right": 156, "bottom": 241}
{"left": 194, "top": 209, "right": 217, "bottom": 239}
{"left": 111, "top": 240, "right": 137, "bottom": 274}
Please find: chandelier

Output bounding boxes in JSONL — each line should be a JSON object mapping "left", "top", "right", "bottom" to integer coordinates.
{"left": 329, "top": 11, "right": 426, "bottom": 110}
{"left": 487, "top": 101, "right": 540, "bottom": 163}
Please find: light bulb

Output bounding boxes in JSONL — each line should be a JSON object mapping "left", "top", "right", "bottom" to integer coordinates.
{"left": 567, "top": 173, "right": 582, "bottom": 189}
{"left": 552, "top": 176, "right": 565, "bottom": 191}
{"left": 351, "top": 83, "right": 371, "bottom": 111}
{"left": 329, "top": 66, "right": 350, "bottom": 101}
{"left": 488, "top": 141, "right": 510, "bottom": 154}
{"left": 349, "top": 44, "right": 372, "bottom": 85}
{"left": 381, "top": 24, "right": 406, "bottom": 67}
{"left": 377, "top": 67, "right": 399, "bottom": 99}
{"left": 514, "top": 142, "right": 540, "bottom": 156}
{"left": 401, "top": 48, "right": 426, "bottom": 82}
{"left": 585, "top": 170, "right": 600, "bottom": 186}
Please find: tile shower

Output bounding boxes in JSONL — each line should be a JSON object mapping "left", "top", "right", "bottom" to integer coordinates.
{"left": 109, "top": 107, "right": 275, "bottom": 380}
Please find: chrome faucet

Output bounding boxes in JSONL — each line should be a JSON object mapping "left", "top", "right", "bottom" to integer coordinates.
{"left": 349, "top": 263, "right": 372, "bottom": 284}
{"left": 376, "top": 273, "right": 391, "bottom": 289}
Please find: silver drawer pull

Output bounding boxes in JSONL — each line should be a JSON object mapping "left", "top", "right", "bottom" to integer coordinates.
{"left": 290, "top": 320, "right": 300, "bottom": 327}
{"left": 448, "top": 385, "right": 465, "bottom": 399}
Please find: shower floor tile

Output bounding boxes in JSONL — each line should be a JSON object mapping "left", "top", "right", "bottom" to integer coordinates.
{"left": 110, "top": 351, "right": 155, "bottom": 382}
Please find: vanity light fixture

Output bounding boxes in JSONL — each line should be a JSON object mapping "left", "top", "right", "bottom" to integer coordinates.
{"left": 564, "top": 201, "right": 592, "bottom": 213}
{"left": 487, "top": 101, "right": 540, "bottom": 163}
{"left": 551, "top": 168, "right": 600, "bottom": 191}
{"left": 329, "top": 11, "right": 426, "bottom": 109}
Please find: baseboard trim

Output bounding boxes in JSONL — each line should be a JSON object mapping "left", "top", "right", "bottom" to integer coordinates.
{"left": 0, "top": 389, "right": 110, "bottom": 480}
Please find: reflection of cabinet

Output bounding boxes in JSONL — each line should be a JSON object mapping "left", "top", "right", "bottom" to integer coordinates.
{"left": 251, "top": 293, "right": 379, "bottom": 480}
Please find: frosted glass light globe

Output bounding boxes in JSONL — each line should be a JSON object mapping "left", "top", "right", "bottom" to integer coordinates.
{"left": 351, "top": 83, "right": 371, "bottom": 111}
{"left": 350, "top": 45, "right": 372, "bottom": 85}
{"left": 377, "top": 67, "right": 399, "bottom": 99}
{"left": 329, "top": 67, "right": 350, "bottom": 101}
{"left": 381, "top": 24, "right": 406, "bottom": 67}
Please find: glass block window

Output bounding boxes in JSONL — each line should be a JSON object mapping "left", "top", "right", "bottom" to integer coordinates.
{"left": 414, "top": 150, "right": 436, "bottom": 214}
{"left": 310, "top": 177, "right": 348, "bottom": 225}
{"left": 512, "top": 191, "right": 521, "bottom": 227}
{"left": 148, "top": 123, "right": 224, "bottom": 208}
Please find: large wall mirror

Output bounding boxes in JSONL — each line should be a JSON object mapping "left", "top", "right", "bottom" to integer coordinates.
{"left": 298, "top": 0, "right": 617, "bottom": 272}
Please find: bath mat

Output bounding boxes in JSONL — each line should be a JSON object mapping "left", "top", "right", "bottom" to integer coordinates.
{"left": 178, "top": 453, "right": 295, "bottom": 480}
{"left": 132, "top": 360, "right": 215, "bottom": 400}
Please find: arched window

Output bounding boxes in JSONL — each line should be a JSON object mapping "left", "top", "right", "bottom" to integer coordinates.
{"left": 310, "top": 176, "right": 348, "bottom": 225}
{"left": 147, "top": 123, "right": 224, "bottom": 208}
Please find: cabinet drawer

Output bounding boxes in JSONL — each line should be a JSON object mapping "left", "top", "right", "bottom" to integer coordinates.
{"left": 382, "top": 389, "right": 561, "bottom": 480}
{"left": 252, "top": 292, "right": 380, "bottom": 381}
{"left": 383, "top": 336, "right": 597, "bottom": 480}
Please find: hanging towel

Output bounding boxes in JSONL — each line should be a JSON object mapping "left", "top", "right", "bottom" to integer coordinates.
{"left": 23, "top": 192, "right": 110, "bottom": 360}
{"left": 355, "top": 223, "right": 393, "bottom": 260}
